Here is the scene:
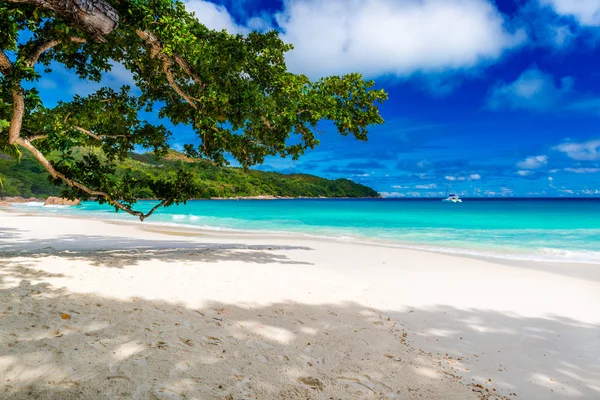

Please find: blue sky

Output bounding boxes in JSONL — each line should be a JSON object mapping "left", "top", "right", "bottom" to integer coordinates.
{"left": 34, "top": 0, "right": 600, "bottom": 197}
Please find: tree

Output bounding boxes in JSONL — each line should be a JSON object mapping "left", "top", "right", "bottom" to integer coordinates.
{"left": 0, "top": 0, "right": 387, "bottom": 220}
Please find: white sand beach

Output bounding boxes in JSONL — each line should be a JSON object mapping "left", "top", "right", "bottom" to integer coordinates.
{"left": 1, "top": 209, "right": 599, "bottom": 399}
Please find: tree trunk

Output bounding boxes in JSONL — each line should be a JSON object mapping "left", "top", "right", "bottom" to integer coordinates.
{"left": 6, "top": 0, "right": 118, "bottom": 40}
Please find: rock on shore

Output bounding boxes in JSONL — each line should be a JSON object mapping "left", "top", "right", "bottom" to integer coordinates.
{"left": 43, "top": 196, "right": 81, "bottom": 206}
{"left": 1, "top": 196, "right": 41, "bottom": 203}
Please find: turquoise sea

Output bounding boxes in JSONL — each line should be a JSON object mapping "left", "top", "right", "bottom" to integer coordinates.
{"left": 16, "top": 198, "right": 600, "bottom": 264}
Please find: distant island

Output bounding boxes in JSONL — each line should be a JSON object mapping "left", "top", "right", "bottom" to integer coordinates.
{"left": 0, "top": 150, "right": 380, "bottom": 200}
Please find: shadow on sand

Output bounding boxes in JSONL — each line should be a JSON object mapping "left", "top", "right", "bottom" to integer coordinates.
{"left": 0, "top": 261, "right": 598, "bottom": 399}
{"left": 0, "top": 228, "right": 313, "bottom": 268}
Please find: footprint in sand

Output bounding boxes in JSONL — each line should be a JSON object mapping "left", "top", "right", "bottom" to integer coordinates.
{"left": 255, "top": 354, "right": 268, "bottom": 364}
{"left": 153, "top": 386, "right": 184, "bottom": 400}
{"left": 296, "top": 376, "right": 324, "bottom": 390}
{"left": 245, "top": 337, "right": 275, "bottom": 350}
{"left": 337, "top": 376, "right": 377, "bottom": 394}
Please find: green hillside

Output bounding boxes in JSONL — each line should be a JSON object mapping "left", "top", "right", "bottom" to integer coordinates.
{"left": 0, "top": 151, "right": 380, "bottom": 199}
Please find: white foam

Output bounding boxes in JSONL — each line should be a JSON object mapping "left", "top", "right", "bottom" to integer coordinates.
{"left": 15, "top": 202, "right": 46, "bottom": 207}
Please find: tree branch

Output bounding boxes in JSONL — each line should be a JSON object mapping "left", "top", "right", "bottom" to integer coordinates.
{"left": 142, "top": 200, "right": 168, "bottom": 221}
{"left": 74, "top": 126, "right": 101, "bottom": 140}
{"left": 132, "top": 34, "right": 205, "bottom": 111}
{"left": 261, "top": 116, "right": 273, "bottom": 130}
{"left": 160, "top": 58, "right": 199, "bottom": 110}
{"left": 25, "top": 36, "right": 86, "bottom": 67}
{"left": 1, "top": 51, "right": 23, "bottom": 145}
{"left": 5, "top": 0, "right": 118, "bottom": 42}
{"left": 28, "top": 134, "right": 48, "bottom": 141}
{"left": 0, "top": 51, "right": 13, "bottom": 74}
{"left": 135, "top": 30, "right": 205, "bottom": 88}
{"left": 136, "top": 29, "right": 207, "bottom": 110}
{"left": 14, "top": 137, "right": 104, "bottom": 196}
{"left": 8, "top": 88, "right": 25, "bottom": 145}
{"left": 14, "top": 137, "right": 163, "bottom": 221}
{"left": 74, "top": 126, "right": 127, "bottom": 140}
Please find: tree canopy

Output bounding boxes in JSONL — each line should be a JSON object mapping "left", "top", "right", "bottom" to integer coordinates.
{"left": 0, "top": 0, "right": 387, "bottom": 219}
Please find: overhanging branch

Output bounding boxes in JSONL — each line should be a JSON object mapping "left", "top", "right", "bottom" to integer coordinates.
{"left": 15, "top": 137, "right": 165, "bottom": 221}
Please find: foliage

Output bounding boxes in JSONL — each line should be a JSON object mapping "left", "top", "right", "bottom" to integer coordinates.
{"left": 0, "top": 150, "right": 380, "bottom": 199}
{"left": 0, "top": 119, "right": 21, "bottom": 187}
{"left": 0, "top": 152, "right": 57, "bottom": 196}
{"left": 0, "top": 0, "right": 387, "bottom": 219}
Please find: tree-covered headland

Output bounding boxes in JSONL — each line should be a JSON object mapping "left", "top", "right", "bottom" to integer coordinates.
{"left": 0, "top": 149, "right": 380, "bottom": 199}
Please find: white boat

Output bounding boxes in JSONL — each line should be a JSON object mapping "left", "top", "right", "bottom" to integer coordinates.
{"left": 442, "top": 193, "right": 462, "bottom": 203}
{"left": 442, "top": 178, "right": 462, "bottom": 203}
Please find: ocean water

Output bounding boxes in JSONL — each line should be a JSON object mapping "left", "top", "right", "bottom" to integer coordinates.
{"left": 15, "top": 198, "right": 600, "bottom": 264}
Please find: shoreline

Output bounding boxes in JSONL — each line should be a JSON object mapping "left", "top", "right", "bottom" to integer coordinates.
{"left": 0, "top": 195, "right": 383, "bottom": 203}
{"left": 5, "top": 202, "right": 600, "bottom": 266}
{"left": 1, "top": 210, "right": 600, "bottom": 399}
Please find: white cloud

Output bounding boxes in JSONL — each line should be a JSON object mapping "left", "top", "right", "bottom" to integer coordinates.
{"left": 185, "top": 0, "right": 526, "bottom": 90}
{"left": 381, "top": 191, "right": 426, "bottom": 197}
{"left": 549, "top": 24, "right": 575, "bottom": 47}
{"left": 486, "top": 67, "right": 573, "bottom": 111}
{"left": 417, "top": 159, "right": 432, "bottom": 169}
{"left": 554, "top": 139, "right": 600, "bottom": 160}
{"left": 485, "top": 187, "right": 513, "bottom": 197}
{"left": 185, "top": 1, "right": 249, "bottom": 33}
{"left": 274, "top": 0, "right": 525, "bottom": 79}
{"left": 515, "top": 1, "right": 576, "bottom": 50}
{"left": 517, "top": 155, "right": 548, "bottom": 169}
{"left": 548, "top": 176, "right": 554, "bottom": 181}
{"left": 443, "top": 174, "right": 481, "bottom": 181}
{"left": 415, "top": 184, "right": 437, "bottom": 189}
{"left": 380, "top": 191, "right": 406, "bottom": 198}
{"left": 541, "top": 0, "right": 600, "bottom": 26}
{"left": 581, "top": 189, "right": 600, "bottom": 195}
{"left": 564, "top": 167, "right": 600, "bottom": 174}
{"left": 517, "top": 170, "right": 533, "bottom": 176}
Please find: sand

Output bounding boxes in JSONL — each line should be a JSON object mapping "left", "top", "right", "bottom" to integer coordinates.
{"left": 0, "top": 209, "right": 599, "bottom": 399}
